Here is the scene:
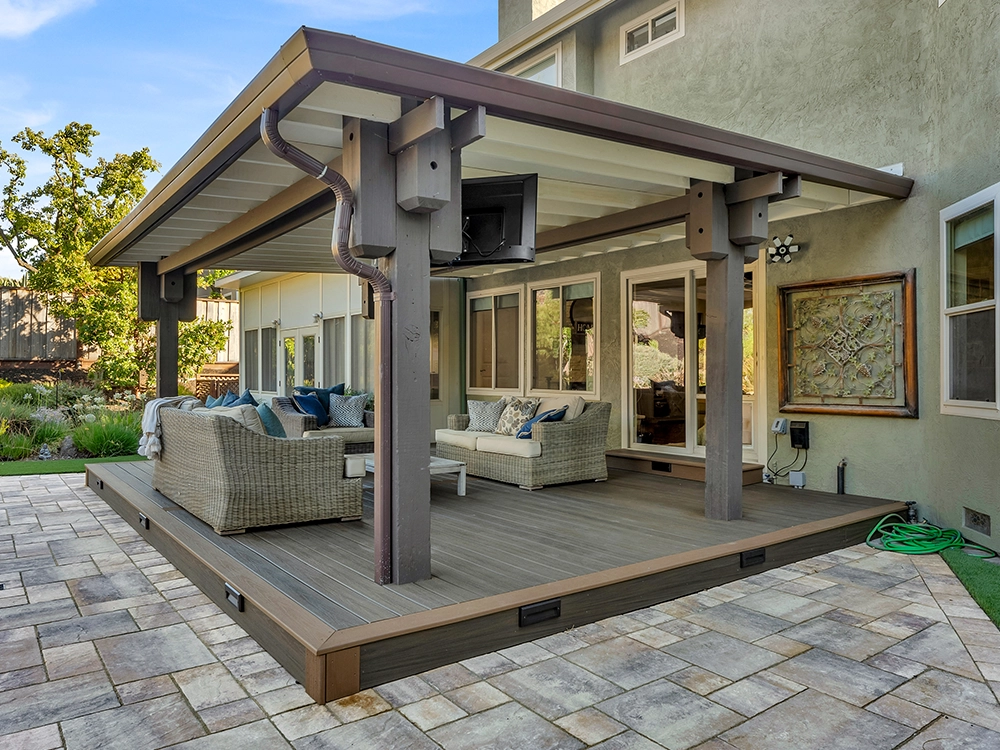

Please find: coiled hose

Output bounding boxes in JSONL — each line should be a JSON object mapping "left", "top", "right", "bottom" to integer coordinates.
{"left": 866, "top": 514, "right": 996, "bottom": 557}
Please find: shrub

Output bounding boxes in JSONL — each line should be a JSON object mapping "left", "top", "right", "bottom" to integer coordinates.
{"left": 0, "top": 433, "right": 34, "bottom": 460}
{"left": 0, "top": 401, "right": 37, "bottom": 435}
{"left": 72, "top": 412, "right": 141, "bottom": 457}
{"left": 31, "top": 420, "right": 69, "bottom": 448}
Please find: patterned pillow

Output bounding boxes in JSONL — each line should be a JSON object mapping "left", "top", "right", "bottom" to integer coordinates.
{"left": 329, "top": 393, "right": 368, "bottom": 428}
{"left": 467, "top": 398, "right": 507, "bottom": 432}
{"left": 495, "top": 397, "right": 540, "bottom": 436}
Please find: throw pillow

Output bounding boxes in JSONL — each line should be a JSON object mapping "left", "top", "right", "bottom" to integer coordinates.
{"left": 328, "top": 393, "right": 367, "bottom": 427}
{"left": 256, "top": 403, "right": 286, "bottom": 438}
{"left": 205, "top": 393, "right": 223, "bottom": 408}
{"left": 230, "top": 389, "right": 258, "bottom": 407}
{"left": 516, "top": 405, "right": 568, "bottom": 439}
{"left": 495, "top": 397, "right": 540, "bottom": 436}
{"left": 467, "top": 398, "right": 507, "bottom": 432}
{"left": 206, "top": 404, "right": 266, "bottom": 434}
{"left": 293, "top": 383, "right": 345, "bottom": 412}
{"left": 292, "top": 393, "right": 330, "bottom": 427}
{"left": 221, "top": 390, "right": 238, "bottom": 407}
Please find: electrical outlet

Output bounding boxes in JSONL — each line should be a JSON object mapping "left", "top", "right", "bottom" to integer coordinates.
{"left": 761, "top": 471, "right": 774, "bottom": 484}
{"left": 770, "top": 418, "right": 788, "bottom": 434}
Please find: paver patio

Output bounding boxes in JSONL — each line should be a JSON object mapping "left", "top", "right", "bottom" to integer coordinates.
{"left": 1, "top": 473, "right": 999, "bottom": 749}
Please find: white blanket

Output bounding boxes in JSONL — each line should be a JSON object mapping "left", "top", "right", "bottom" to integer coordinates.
{"left": 138, "top": 396, "right": 202, "bottom": 460}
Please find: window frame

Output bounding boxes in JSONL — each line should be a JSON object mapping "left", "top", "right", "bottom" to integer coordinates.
{"left": 509, "top": 43, "right": 562, "bottom": 87}
{"left": 527, "top": 272, "right": 601, "bottom": 398}
{"left": 620, "top": 0, "right": 685, "bottom": 65}
{"left": 466, "top": 285, "right": 524, "bottom": 397}
{"left": 940, "top": 182, "right": 1000, "bottom": 419}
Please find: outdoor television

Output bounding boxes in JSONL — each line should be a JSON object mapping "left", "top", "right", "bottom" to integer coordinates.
{"left": 443, "top": 173, "right": 538, "bottom": 267}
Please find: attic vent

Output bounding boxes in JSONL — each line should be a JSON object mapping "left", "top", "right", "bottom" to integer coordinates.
{"left": 964, "top": 507, "right": 991, "bottom": 537}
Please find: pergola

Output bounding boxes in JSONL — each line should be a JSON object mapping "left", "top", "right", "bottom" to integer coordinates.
{"left": 89, "top": 28, "right": 913, "bottom": 586}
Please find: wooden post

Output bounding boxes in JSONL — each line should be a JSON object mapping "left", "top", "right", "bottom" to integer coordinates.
{"left": 156, "top": 300, "right": 179, "bottom": 398}
{"left": 687, "top": 182, "right": 743, "bottom": 520}
{"left": 383, "top": 209, "right": 432, "bottom": 583}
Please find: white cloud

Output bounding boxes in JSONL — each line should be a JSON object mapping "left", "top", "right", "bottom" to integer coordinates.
{"left": 0, "top": 0, "right": 95, "bottom": 39}
{"left": 274, "top": 0, "right": 428, "bottom": 22}
{"left": 0, "top": 75, "right": 55, "bottom": 136}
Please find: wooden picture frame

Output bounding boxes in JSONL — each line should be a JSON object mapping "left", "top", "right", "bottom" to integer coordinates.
{"left": 778, "top": 269, "right": 918, "bottom": 417}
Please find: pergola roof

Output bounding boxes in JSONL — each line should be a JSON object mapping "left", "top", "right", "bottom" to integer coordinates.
{"left": 88, "top": 28, "right": 912, "bottom": 278}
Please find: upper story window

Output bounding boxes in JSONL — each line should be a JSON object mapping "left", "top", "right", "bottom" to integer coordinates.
{"left": 941, "top": 184, "right": 999, "bottom": 419}
{"left": 510, "top": 44, "right": 561, "bottom": 87}
{"left": 620, "top": 1, "right": 684, "bottom": 64}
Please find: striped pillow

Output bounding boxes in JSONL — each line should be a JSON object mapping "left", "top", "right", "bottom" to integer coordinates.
{"left": 467, "top": 398, "right": 507, "bottom": 432}
{"left": 328, "top": 394, "right": 368, "bottom": 427}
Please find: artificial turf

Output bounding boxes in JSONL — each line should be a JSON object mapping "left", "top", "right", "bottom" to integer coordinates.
{"left": 941, "top": 547, "right": 1000, "bottom": 629}
{"left": 0, "top": 454, "right": 146, "bottom": 476}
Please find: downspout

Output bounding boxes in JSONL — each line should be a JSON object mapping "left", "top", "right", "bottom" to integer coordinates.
{"left": 261, "top": 107, "right": 395, "bottom": 584}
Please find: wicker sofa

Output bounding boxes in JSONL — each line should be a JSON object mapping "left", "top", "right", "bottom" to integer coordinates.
{"left": 435, "top": 401, "right": 611, "bottom": 489}
{"left": 270, "top": 396, "right": 375, "bottom": 453}
{"left": 152, "top": 408, "right": 363, "bottom": 534}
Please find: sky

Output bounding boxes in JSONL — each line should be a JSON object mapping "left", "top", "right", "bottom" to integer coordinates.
{"left": 0, "top": 0, "right": 499, "bottom": 277}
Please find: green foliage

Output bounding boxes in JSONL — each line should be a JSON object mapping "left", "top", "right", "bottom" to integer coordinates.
{"left": 0, "top": 400, "right": 37, "bottom": 435}
{"left": 31, "top": 420, "right": 69, "bottom": 448}
{"left": 0, "top": 433, "right": 34, "bottom": 460}
{"left": 71, "top": 411, "right": 141, "bottom": 457}
{"left": 198, "top": 269, "right": 235, "bottom": 299}
{"left": 1, "top": 122, "right": 230, "bottom": 392}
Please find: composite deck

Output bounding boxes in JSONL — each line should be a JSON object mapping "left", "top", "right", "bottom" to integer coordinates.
{"left": 87, "top": 460, "right": 906, "bottom": 703}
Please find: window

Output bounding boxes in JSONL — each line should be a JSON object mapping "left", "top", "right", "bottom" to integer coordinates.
{"left": 261, "top": 326, "right": 277, "bottom": 392}
{"left": 510, "top": 45, "right": 561, "bottom": 87}
{"left": 430, "top": 311, "right": 441, "bottom": 400}
{"left": 620, "top": 1, "right": 684, "bottom": 64}
{"left": 942, "top": 185, "right": 999, "bottom": 418}
{"left": 244, "top": 329, "right": 259, "bottom": 390}
{"left": 530, "top": 277, "right": 598, "bottom": 393}
{"left": 468, "top": 290, "right": 521, "bottom": 392}
{"left": 323, "top": 316, "right": 345, "bottom": 388}
{"left": 351, "top": 314, "right": 376, "bottom": 394}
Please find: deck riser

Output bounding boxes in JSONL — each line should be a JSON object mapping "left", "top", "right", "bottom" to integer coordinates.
{"left": 606, "top": 454, "right": 763, "bottom": 485}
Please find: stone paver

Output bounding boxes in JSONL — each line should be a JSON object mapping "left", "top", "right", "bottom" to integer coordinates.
{"left": 1, "top": 473, "right": 999, "bottom": 749}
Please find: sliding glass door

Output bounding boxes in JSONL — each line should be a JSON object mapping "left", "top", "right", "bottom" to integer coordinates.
{"left": 627, "top": 263, "right": 758, "bottom": 457}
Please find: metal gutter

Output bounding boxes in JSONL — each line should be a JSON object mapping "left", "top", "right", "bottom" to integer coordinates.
{"left": 468, "top": 0, "right": 615, "bottom": 70}
{"left": 89, "top": 28, "right": 914, "bottom": 270}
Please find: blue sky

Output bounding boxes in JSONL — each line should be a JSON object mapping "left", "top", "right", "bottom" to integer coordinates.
{"left": 0, "top": 0, "right": 499, "bottom": 275}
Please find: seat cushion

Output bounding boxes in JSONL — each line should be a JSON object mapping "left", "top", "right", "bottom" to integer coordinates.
{"left": 302, "top": 427, "right": 375, "bottom": 444}
{"left": 193, "top": 404, "right": 266, "bottom": 435}
{"left": 344, "top": 454, "right": 367, "bottom": 478}
{"left": 475, "top": 434, "right": 542, "bottom": 458}
{"left": 435, "top": 429, "right": 492, "bottom": 451}
{"left": 537, "top": 395, "right": 586, "bottom": 422}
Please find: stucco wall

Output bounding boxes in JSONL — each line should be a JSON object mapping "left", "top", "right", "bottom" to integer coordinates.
{"left": 482, "top": 0, "right": 1000, "bottom": 547}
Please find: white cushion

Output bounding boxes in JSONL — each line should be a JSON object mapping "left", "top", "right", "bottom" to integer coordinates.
{"left": 194, "top": 404, "right": 265, "bottom": 435}
{"left": 537, "top": 395, "right": 586, "bottom": 422}
{"left": 435, "top": 429, "right": 491, "bottom": 451}
{"left": 344, "top": 455, "right": 367, "bottom": 478}
{"left": 475, "top": 434, "right": 542, "bottom": 458}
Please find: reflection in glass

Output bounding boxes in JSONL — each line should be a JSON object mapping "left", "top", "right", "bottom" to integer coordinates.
{"left": 323, "top": 317, "right": 345, "bottom": 388}
{"left": 949, "top": 206, "right": 994, "bottom": 308}
{"left": 244, "top": 329, "right": 259, "bottom": 391}
{"left": 496, "top": 294, "right": 520, "bottom": 389}
{"left": 950, "top": 309, "right": 996, "bottom": 402}
{"left": 283, "top": 337, "right": 295, "bottom": 396}
{"left": 301, "top": 335, "right": 315, "bottom": 388}
{"left": 469, "top": 297, "right": 493, "bottom": 389}
{"left": 430, "top": 311, "right": 440, "bottom": 400}
{"left": 261, "top": 327, "right": 277, "bottom": 391}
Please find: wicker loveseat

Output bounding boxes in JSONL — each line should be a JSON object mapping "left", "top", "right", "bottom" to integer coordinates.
{"left": 436, "top": 401, "right": 611, "bottom": 489}
{"left": 152, "top": 408, "right": 363, "bottom": 534}
{"left": 270, "top": 397, "right": 375, "bottom": 453}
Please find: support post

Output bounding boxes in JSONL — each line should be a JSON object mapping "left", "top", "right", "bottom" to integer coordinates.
{"left": 156, "top": 300, "right": 179, "bottom": 398}
{"left": 383, "top": 210, "right": 432, "bottom": 583}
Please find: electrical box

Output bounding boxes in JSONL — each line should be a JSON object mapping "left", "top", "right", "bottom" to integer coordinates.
{"left": 789, "top": 421, "right": 810, "bottom": 450}
{"left": 789, "top": 471, "right": 806, "bottom": 488}
{"left": 770, "top": 418, "right": 788, "bottom": 434}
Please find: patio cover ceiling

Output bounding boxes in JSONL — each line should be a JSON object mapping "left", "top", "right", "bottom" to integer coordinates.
{"left": 87, "top": 28, "right": 913, "bottom": 278}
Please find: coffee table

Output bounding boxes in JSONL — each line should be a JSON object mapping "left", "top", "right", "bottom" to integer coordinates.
{"left": 361, "top": 454, "right": 467, "bottom": 496}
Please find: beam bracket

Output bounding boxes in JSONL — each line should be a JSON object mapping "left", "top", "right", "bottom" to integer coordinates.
{"left": 388, "top": 96, "right": 445, "bottom": 155}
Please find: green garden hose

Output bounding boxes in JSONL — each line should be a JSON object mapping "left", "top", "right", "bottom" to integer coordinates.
{"left": 866, "top": 514, "right": 996, "bottom": 557}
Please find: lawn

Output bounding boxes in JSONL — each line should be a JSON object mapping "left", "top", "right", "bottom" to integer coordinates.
{"left": 0, "top": 454, "right": 146, "bottom": 476}
{"left": 941, "top": 548, "right": 1000, "bottom": 629}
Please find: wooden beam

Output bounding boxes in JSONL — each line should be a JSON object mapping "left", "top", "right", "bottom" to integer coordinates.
{"left": 451, "top": 105, "right": 486, "bottom": 151}
{"left": 388, "top": 96, "right": 445, "bottom": 155}
{"left": 156, "top": 301, "right": 179, "bottom": 398}
{"left": 724, "top": 172, "right": 783, "bottom": 204}
{"left": 537, "top": 194, "right": 688, "bottom": 253}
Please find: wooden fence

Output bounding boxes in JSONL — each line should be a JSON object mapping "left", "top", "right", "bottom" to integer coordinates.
{"left": 0, "top": 289, "right": 239, "bottom": 363}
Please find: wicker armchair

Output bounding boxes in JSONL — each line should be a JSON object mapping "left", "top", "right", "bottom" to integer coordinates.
{"left": 152, "top": 408, "right": 363, "bottom": 534}
{"left": 270, "top": 397, "right": 375, "bottom": 453}
{"left": 437, "top": 401, "right": 611, "bottom": 489}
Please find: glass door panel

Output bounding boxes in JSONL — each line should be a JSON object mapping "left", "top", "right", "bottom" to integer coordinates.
{"left": 301, "top": 334, "right": 316, "bottom": 388}
{"left": 283, "top": 337, "right": 295, "bottom": 396}
{"left": 631, "top": 277, "right": 687, "bottom": 448}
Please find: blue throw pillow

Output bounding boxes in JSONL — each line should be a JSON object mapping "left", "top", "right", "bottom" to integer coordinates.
{"left": 328, "top": 393, "right": 367, "bottom": 427}
{"left": 221, "top": 390, "right": 238, "bottom": 407}
{"left": 205, "top": 393, "right": 223, "bottom": 408}
{"left": 516, "top": 406, "right": 568, "bottom": 439}
{"left": 256, "top": 403, "right": 286, "bottom": 437}
{"left": 231, "top": 389, "right": 258, "bottom": 407}
{"left": 292, "top": 383, "right": 345, "bottom": 412}
{"left": 292, "top": 393, "right": 330, "bottom": 427}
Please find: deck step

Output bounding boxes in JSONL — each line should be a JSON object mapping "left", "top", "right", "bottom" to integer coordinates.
{"left": 606, "top": 449, "right": 764, "bottom": 485}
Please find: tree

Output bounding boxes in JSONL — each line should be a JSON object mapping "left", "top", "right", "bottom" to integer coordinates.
{"left": 0, "top": 123, "right": 229, "bottom": 391}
